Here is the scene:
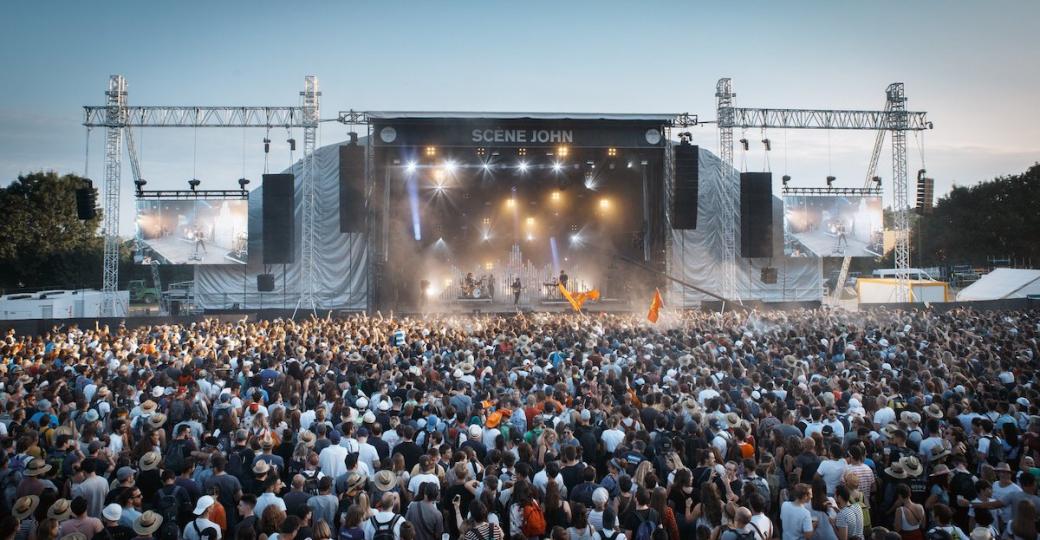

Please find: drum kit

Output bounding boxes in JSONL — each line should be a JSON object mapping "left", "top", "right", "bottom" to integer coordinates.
{"left": 461, "top": 274, "right": 495, "bottom": 299}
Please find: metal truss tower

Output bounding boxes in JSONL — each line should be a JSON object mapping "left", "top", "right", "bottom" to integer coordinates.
{"left": 715, "top": 78, "right": 738, "bottom": 300}
{"left": 296, "top": 76, "right": 321, "bottom": 314}
{"left": 715, "top": 79, "right": 930, "bottom": 304}
{"left": 101, "top": 75, "right": 127, "bottom": 317}
{"left": 887, "top": 83, "right": 912, "bottom": 302}
{"left": 85, "top": 77, "right": 320, "bottom": 314}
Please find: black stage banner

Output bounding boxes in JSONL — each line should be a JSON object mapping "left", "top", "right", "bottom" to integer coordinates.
{"left": 372, "top": 120, "right": 667, "bottom": 149}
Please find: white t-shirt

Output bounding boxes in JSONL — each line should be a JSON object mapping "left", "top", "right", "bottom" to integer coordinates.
{"left": 816, "top": 459, "right": 848, "bottom": 495}
{"left": 183, "top": 518, "right": 222, "bottom": 540}
{"left": 601, "top": 429, "right": 625, "bottom": 452}
{"left": 873, "top": 407, "right": 896, "bottom": 428}
{"left": 408, "top": 473, "right": 439, "bottom": 497}
{"left": 780, "top": 501, "right": 813, "bottom": 540}
{"left": 750, "top": 514, "right": 774, "bottom": 540}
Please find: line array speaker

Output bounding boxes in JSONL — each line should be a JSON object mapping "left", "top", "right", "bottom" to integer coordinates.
{"left": 256, "top": 273, "right": 276, "bottom": 292}
{"left": 339, "top": 144, "right": 365, "bottom": 232}
{"left": 740, "top": 172, "right": 773, "bottom": 258}
{"left": 262, "top": 174, "right": 295, "bottom": 264}
{"left": 672, "top": 144, "right": 699, "bottom": 229}
{"left": 75, "top": 180, "right": 96, "bottom": 220}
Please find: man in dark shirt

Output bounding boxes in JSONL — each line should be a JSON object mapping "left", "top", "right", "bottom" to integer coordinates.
{"left": 203, "top": 456, "right": 242, "bottom": 529}
{"left": 622, "top": 487, "right": 660, "bottom": 536}
{"left": 392, "top": 426, "right": 423, "bottom": 472}
{"left": 283, "top": 475, "right": 311, "bottom": 518}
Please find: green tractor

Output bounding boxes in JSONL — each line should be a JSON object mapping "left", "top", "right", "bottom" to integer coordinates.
{"left": 127, "top": 280, "right": 160, "bottom": 304}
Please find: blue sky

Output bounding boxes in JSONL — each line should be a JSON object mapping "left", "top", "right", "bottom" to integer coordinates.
{"left": 1, "top": 1, "right": 1037, "bottom": 236}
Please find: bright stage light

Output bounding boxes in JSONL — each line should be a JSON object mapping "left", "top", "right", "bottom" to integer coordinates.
{"left": 569, "top": 233, "right": 582, "bottom": 244}
{"left": 557, "top": 146, "right": 569, "bottom": 157}
{"left": 506, "top": 197, "right": 516, "bottom": 208}
{"left": 607, "top": 147, "right": 617, "bottom": 157}
{"left": 482, "top": 233, "right": 491, "bottom": 241}
{"left": 425, "top": 146, "right": 437, "bottom": 157}
{"left": 526, "top": 233, "right": 534, "bottom": 241}
{"left": 405, "top": 161, "right": 417, "bottom": 173}
{"left": 552, "top": 161, "right": 563, "bottom": 172}
{"left": 517, "top": 161, "right": 529, "bottom": 172}
{"left": 484, "top": 262, "right": 493, "bottom": 270}
{"left": 444, "top": 160, "right": 457, "bottom": 173}
{"left": 551, "top": 191, "right": 561, "bottom": 202}
{"left": 599, "top": 198, "right": 611, "bottom": 209}
{"left": 483, "top": 162, "right": 492, "bottom": 171}
{"left": 526, "top": 217, "right": 535, "bottom": 226}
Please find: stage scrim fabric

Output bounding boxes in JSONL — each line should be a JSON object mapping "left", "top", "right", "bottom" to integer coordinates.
{"left": 195, "top": 141, "right": 368, "bottom": 310}
{"left": 666, "top": 146, "right": 822, "bottom": 306}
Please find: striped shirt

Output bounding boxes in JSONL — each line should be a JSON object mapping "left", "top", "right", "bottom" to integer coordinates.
{"left": 836, "top": 504, "right": 864, "bottom": 540}
{"left": 846, "top": 463, "right": 875, "bottom": 496}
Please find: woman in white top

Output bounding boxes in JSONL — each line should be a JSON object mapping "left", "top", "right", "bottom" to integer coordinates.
{"left": 594, "top": 508, "right": 627, "bottom": 540}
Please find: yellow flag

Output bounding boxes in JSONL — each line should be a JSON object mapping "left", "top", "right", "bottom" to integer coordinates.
{"left": 558, "top": 283, "right": 600, "bottom": 312}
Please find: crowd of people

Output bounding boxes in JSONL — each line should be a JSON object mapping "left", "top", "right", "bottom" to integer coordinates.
{"left": 0, "top": 307, "right": 1038, "bottom": 540}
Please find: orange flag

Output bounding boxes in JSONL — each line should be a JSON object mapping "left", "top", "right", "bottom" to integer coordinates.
{"left": 558, "top": 283, "right": 600, "bottom": 312}
{"left": 647, "top": 288, "right": 664, "bottom": 323}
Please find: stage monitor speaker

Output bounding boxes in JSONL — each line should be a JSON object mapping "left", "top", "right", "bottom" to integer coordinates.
{"left": 257, "top": 273, "right": 276, "bottom": 292}
{"left": 169, "top": 300, "right": 182, "bottom": 316}
{"left": 262, "top": 174, "right": 295, "bottom": 264}
{"left": 672, "top": 144, "right": 699, "bottom": 229}
{"left": 760, "top": 267, "right": 778, "bottom": 284}
{"left": 75, "top": 182, "right": 96, "bottom": 220}
{"left": 740, "top": 172, "right": 774, "bottom": 258}
{"left": 339, "top": 144, "right": 365, "bottom": 232}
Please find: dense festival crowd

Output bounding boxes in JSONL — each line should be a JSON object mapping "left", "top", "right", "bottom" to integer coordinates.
{"left": 0, "top": 307, "right": 1038, "bottom": 540}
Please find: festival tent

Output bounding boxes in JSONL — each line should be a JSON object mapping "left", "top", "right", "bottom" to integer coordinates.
{"left": 956, "top": 268, "right": 1040, "bottom": 301}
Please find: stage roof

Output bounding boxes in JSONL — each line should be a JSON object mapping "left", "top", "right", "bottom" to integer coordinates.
{"left": 364, "top": 111, "right": 679, "bottom": 123}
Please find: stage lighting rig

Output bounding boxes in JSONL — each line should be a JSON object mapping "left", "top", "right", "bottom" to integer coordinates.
{"left": 263, "top": 138, "right": 271, "bottom": 154}
{"left": 739, "top": 138, "right": 749, "bottom": 151}
{"left": 552, "top": 161, "right": 563, "bottom": 172}
{"left": 557, "top": 145, "right": 569, "bottom": 157}
{"left": 826, "top": 176, "right": 836, "bottom": 188}
{"left": 678, "top": 132, "right": 693, "bottom": 144}
{"left": 782, "top": 175, "right": 791, "bottom": 187}
{"left": 762, "top": 138, "right": 771, "bottom": 151}
{"left": 607, "top": 147, "right": 617, "bottom": 157}
{"left": 134, "top": 179, "right": 147, "bottom": 195}
{"left": 238, "top": 178, "right": 250, "bottom": 192}
{"left": 188, "top": 178, "right": 201, "bottom": 191}
{"left": 406, "top": 161, "right": 417, "bottom": 173}
{"left": 517, "top": 161, "right": 529, "bottom": 172}
{"left": 873, "top": 176, "right": 882, "bottom": 188}
{"left": 425, "top": 146, "right": 437, "bottom": 157}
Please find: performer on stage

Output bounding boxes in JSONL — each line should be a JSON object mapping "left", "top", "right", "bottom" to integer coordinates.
{"left": 512, "top": 277, "right": 522, "bottom": 305}
{"left": 558, "top": 269, "right": 568, "bottom": 289}
{"left": 463, "top": 272, "right": 476, "bottom": 297}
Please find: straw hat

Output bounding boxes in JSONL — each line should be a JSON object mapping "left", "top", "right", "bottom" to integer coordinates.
{"left": 134, "top": 511, "right": 164, "bottom": 536}
{"left": 725, "top": 412, "right": 742, "bottom": 428}
{"left": 140, "top": 400, "right": 158, "bottom": 414}
{"left": 252, "top": 460, "right": 271, "bottom": 475}
{"left": 299, "top": 431, "right": 316, "bottom": 448}
{"left": 139, "top": 451, "right": 161, "bottom": 471}
{"left": 24, "top": 458, "right": 52, "bottom": 477}
{"left": 260, "top": 437, "right": 275, "bottom": 450}
{"left": 929, "top": 442, "right": 951, "bottom": 461}
{"left": 48, "top": 498, "right": 72, "bottom": 521}
{"left": 460, "top": 361, "right": 475, "bottom": 374}
{"left": 783, "top": 355, "right": 799, "bottom": 368}
{"left": 884, "top": 462, "right": 908, "bottom": 479}
{"left": 929, "top": 464, "right": 951, "bottom": 477}
{"left": 924, "top": 403, "right": 943, "bottom": 419}
{"left": 148, "top": 413, "right": 167, "bottom": 429}
{"left": 13, "top": 495, "right": 39, "bottom": 520}
{"left": 373, "top": 470, "right": 396, "bottom": 492}
{"left": 345, "top": 471, "right": 366, "bottom": 494}
{"left": 900, "top": 456, "right": 924, "bottom": 477}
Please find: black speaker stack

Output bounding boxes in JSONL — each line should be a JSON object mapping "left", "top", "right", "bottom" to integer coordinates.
{"left": 339, "top": 144, "right": 365, "bottom": 232}
{"left": 671, "top": 144, "right": 699, "bottom": 229}
{"left": 262, "top": 174, "right": 295, "bottom": 264}
{"left": 740, "top": 172, "right": 773, "bottom": 258}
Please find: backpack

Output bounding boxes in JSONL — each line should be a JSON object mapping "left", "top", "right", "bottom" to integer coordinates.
{"left": 983, "top": 436, "right": 1005, "bottom": 466}
{"left": 157, "top": 487, "right": 184, "bottom": 540}
{"left": 369, "top": 514, "right": 401, "bottom": 540}
{"left": 191, "top": 520, "right": 219, "bottom": 540}
{"left": 949, "top": 470, "right": 977, "bottom": 502}
{"left": 165, "top": 439, "right": 188, "bottom": 474}
{"left": 633, "top": 513, "right": 660, "bottom": 540}
{"left": 724, "top": 526, "right": 759, "bottom": 540}
{"left": 301, "top": 469, "right": 321, "bottom": 496}
{"left": 520, "top": 501, "right": 547, "bottom": 537}
{"left": 227, "top": 446, "right": 252, "bottom": 479}
{"left": 597, "top": 530, "right": 621, "bottom": 540}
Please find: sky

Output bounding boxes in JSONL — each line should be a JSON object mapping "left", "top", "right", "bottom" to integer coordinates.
{"left": 1, "top": 1, "right": 1037, "bottom": 237}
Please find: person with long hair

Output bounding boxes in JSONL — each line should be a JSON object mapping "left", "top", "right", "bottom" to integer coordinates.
{"left": 668, "top": 468, "right": 697, "bottom": 537}
{"left": 258, "top": 506, "right": 286, "bottom": 540}
{"left": 1007, "top": 499, "right": 1037, "bottom": 540}
{"left": 692, "top": 481, "right": 727, "bottom": 534}
{"left": 463, "top": 500, "right": 504, "bottom": 540}
{"left": 544, "top": 479, "right": 572, "bottom": 532}
{"left": 808, "top": 479, "right": 838, "bottom": 540}
{"left": 338, "top": 505, "right": 365, "bottom": 540}
{"left": 650, "top": 487, "right": 681, "bottom": 540}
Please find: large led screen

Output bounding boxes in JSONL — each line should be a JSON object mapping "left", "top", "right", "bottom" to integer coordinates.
{"left": 134, "top": 199, "right": 248, "bottom": 265}
{"left": 783, "top": 195, "right": 883, "bottom": 258}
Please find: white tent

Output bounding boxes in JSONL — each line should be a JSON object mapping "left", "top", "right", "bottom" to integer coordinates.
{"left": 956, "top": 268, "right": 1040, "bottom": 301}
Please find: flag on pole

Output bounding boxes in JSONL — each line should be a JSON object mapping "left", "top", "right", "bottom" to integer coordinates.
{"left": 647, "top": 288, "right": 664, "bottom": 323}
{"left": 558, "top": 283, "right": 600, "bottom": 312}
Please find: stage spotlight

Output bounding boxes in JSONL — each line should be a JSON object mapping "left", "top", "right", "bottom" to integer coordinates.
{"left": 762, "top": 138, "right": 771, "bottom": 151}
{"left": 444, "top": 160, "right": 457, "bottom": 173}
{"left": 739, "top": 138, "right": 749, "bottom": 151}
{"left": 518, "top": 148, "right": 528, "bottom": 157}
{"left": 526, "top": 233, "right": 534, "bottom": 241}
{"left": 782, "top": 175, "right": 791, "bottom": 187}
{"left": 433, "top": 169, "right": 446, "bottom": 184}
{"left": 557, "top": 146, "right": 569, "bottom": 157}
{"left": 263, "top": 138, "right": 271, "bottom": 154}
{"left": 482, "top": 233, "right": 490, "bottom": 241}
{"left": 873, "top": 176, "right": 882, "bottom": 187}
{"left": 569, "top": 233, "right": 582, "bottom": 244}
{"left": 134, "top": 179, "right": 147, "bottom": 194}
{"left": 551, "top": 191, "right": 561, "bottom": 202}
{"left": 482, "top": 162, "right": 491, "bottom": 171}
{"left": 607, "top": 147, "right": 617, "bottom": 157}
{"left": 526, "top": 217, "right": 535, "bottom": 226}
{"left": 237, "top": 178, "right": 250, "bottom": 191}
{"left": 552, "top": 161, "right": 563, "bottom": 172}
{"left": 188, "top": 178, "right": 201, "bottom": 191}
{"left": 287, "top": 138, "right": 296, "bottom": 151}
{"left": 506, "top": 197, "right": 516, "bottom": 208}
{"left": 405, "top": 161, "right": 417, "bottom": 173}
{"left": 626, "top": 161, "right": 633, "bottom": 168}
{"left": 484, "top": 262, "right": 493, "bottom": 271}
{"left": 599, "top": 198, "right": 611, "bottom": 210}
{"left": 517, "top": 161, "right": 529, "bottom": 172}
{"left": 425, "top": 146, "right": 437, "bottom": 157}
{"left": 826, "top": 176, "right": 836, "bottom": 188}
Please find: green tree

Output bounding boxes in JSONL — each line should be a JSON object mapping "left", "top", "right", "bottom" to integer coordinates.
{"left": 915, "top": 163, "right": 1040, "bottom": 266}
{"left": 0, "top": 171, "right": 103, "bottom": 289}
